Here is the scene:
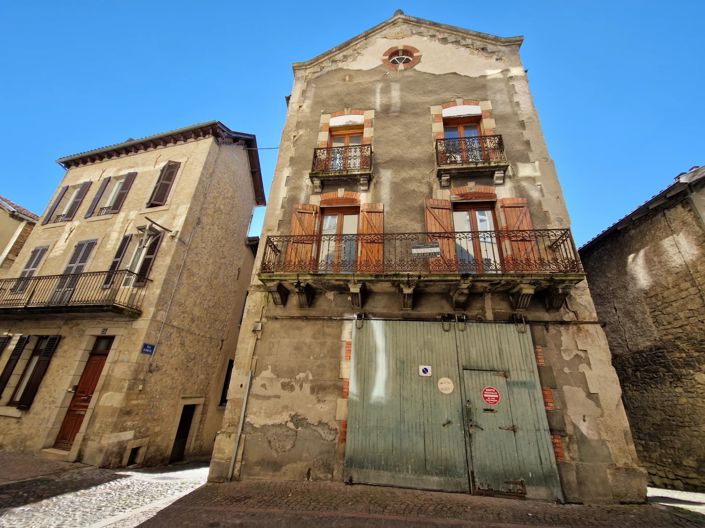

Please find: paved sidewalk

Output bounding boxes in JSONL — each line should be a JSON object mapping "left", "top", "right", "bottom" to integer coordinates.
{"left": 141, "top": 480, "right": 705, "bottom": 528}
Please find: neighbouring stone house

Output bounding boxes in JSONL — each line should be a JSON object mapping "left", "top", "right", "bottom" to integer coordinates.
{"left": 209, "top": 11, "right": 646, "bottom": 503}
{"left": 0, "top": 121, "right": 265, "bottom": 467}
{"left": 0, "top": 195, "right": 38, "bottom": 274}
{"left": 580, "top": 165, "right": 705, "bottom": 492}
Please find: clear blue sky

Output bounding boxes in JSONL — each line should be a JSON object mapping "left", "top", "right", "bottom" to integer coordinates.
{"left": 1, "top": 1, "right": 703, "bottom": 246}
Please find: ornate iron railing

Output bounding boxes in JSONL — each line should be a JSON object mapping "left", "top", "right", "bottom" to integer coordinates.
{"left": 436, "top": 135, "right": 507, "bottom": 166}
{"left": 260, "top": 230, "right": 581, "bottom": 275}
{"left": 0, "top": 270, "right": 146, "bottom": 314}
{"left": 311, "top": 145, "right": 372, "bottom": 174}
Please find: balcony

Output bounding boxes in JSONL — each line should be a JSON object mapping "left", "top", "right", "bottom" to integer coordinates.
{"left": 259, "top": 229, "right": 584, "bottom": 310}
{"left": 0, "top": 270, "right": 146, "bottom": 317}
{"left": 309, "top": 145, "right": 373, "bottom": 192}
{"left": 435, "top": 135, "right": 510, "bottom": 186}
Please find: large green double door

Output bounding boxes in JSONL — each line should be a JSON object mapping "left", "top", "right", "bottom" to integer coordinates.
{"left": 345, "top": 321, "right": 562, "bottom": 500}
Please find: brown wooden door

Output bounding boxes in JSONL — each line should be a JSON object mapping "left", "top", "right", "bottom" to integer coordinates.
{"left": 54, "top": 337, "right": 112, "bottom": 450}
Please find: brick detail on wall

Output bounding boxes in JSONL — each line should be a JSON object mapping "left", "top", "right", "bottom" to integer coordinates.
{"left": 431, "top": 99, "right": 495, "bottom": 140}
{"left": 534, "top": 345, "right": 545, "bottom": 366}
{"left": 320, "top": 191, "right": 360, "bottom": 207}
{"left": 551, "top": 434, "right": 566, "bottom": 461}
{"left": 542, "top": 388, "right": 556, "bottom": 411}
{"left": 318, "top": 109, "right": 374, "bottom": 148}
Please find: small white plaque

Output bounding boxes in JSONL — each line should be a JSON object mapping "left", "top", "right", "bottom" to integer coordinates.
{"left": 437, "top": 377, "right": 454, "bottom": 395}
{"left": 419, "top": 365, "right": 432, "bottom": 377}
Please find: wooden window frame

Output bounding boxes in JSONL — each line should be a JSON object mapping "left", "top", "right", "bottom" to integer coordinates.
{"left": 452, "top": 202, "right": 504, "bottom": 273}
{"left": 317, "top": 206, "right": 360, "bottom": 273}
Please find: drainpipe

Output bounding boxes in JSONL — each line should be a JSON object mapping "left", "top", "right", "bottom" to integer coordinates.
{"left": 227, "top": 370, "right": 252, "bottom": 480}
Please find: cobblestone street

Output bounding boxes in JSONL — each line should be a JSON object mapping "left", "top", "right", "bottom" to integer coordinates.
{"left": 0, "top": 452, "right": 703, "bottom": 527}
{"left": 0, "top": 454, "right": 207, "bottom": 528}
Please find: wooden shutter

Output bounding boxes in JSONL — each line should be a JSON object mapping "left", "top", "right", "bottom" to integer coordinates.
{"left": 103, "top": 235, "right": 132, "bottom": 287}
{"left": 85, "top": 178, "right": 111, "bottom": 218}
{"left": 498, "top": 198, "right": 537, "bottom": 271}
{"left": 0, "top": 336, "right": 29, "bottom": 397}
{"left": 147, "top": 162, "right": 180, "bottom": 207}
{"left": 425, "top": 198, "right": 457, "bottom": 272}
{"left": 65, "top": 240, "right": 96, "bottom": 274}
{"left": 63, "top": 181, "right": 92, "bottom": 221}
{"left": 17, "top": 336, "right": 61, "bottom": 410}
{"left": 42, "top": 186, "right": 68, "bottom": 225}
{"left": 13, "top": 246, "right": 48, "bottom": 293}
{"left": 134, "top": 232, "right": 163, "bottom": 286}
{"left": 110, "top": 172, "right": 137, "bottom": 212}
{"left": 358, "top": 203, "right": 384, "bottom": 273}
{"left": 284, "top": 204, "right": 319, "bottom": 272}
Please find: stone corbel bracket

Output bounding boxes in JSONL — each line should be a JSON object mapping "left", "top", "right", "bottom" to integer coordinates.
{"left": 295, "top": 282, "right": 315, "bottom": 308}
{"left": 545, "top": 284, "right": 573, "bottom": 311}
{"left": 509, "top": 283, "right": 535, "bottom": 311}
{"left": 450, "top": 280, "right": 473, "bottom": 310}
{"left": 400, "top": 283, "right": 416, "bottom": 311}
{"left": 268, "top": 282, "right": 289, "bottom": 306}
{"left": 349, "top": 282, "right": 367, "bottom": 310}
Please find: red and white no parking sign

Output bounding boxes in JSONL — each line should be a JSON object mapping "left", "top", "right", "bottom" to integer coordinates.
{"left": 482, "top": 386, "right": 501, "bottom": 405}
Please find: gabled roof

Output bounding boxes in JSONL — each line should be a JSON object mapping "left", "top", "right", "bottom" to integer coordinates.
{"left": 57, "top": 121, "right": 266, "bottom": 206}
{"left": 580, "top": 165, "right": 705, "bottom": 253}
{"left": 293, "top": 10, "right": 523, "bottom": 71}
{"left": 0, "top": 195, "right": 39, "bottom": 223}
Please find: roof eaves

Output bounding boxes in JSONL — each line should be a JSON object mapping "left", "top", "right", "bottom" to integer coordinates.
{"left": 580, "top": 166, "right": 705, "bottom": 253}
{"left": 292, "top": 11, "right": 523, "bottom": 72}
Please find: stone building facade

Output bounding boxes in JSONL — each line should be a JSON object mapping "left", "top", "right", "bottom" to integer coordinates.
{"left": 0, "top": 121, "right": 265, "bottom": 467}
{"left": 0, "top": 195, "right": 38, "bottom": 274}
{"left": 210, "top": 13, "right": 646, "bottom": 503}
{"left": 580, "top": 165, "right": 705, "bottom": 492}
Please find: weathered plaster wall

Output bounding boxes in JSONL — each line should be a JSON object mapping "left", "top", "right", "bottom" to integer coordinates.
{"left": 211, "top": 17, "right": 645, "bottom": 503}
{"left": 581, "top": 193, "right": 705, "bottom": 491}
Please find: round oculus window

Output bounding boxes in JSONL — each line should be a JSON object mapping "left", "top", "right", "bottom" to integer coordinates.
{"left": 382, "top": 45, "right": 421, "bottom": 70}
{"left": 388, "top": 49, "right": 413, "bottom": 64}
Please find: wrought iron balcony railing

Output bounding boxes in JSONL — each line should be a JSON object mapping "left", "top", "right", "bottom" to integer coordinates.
{"left": 436, "top": 135, "right": 507, "bottom": 166}
{"left": 311, "top": 145, "right": 372, "bottom": 175}
{"left": 260, "top": 229, "right": 581, "bottom": 275}
{"left": 0, "top": 270, "right": 147, "bottom": 316}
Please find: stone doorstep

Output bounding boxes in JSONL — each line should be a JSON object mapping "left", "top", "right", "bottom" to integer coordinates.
{"left": 40, "top": 448, "right": 70, "bottom": 462}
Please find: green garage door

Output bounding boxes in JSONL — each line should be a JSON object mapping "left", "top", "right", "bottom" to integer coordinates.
{"left": 344, "top": 320, "right": 469, "bottom": 492}
{"left": 345, "top": 320, "right": 562, "bottom": 501}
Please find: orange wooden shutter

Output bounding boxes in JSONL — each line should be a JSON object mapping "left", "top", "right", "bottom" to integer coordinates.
{"left": 285, "top": 204, "right": 319, "bottom": 271}
{"left": 498, "top": 198, "right": 537, "bottom": 271}
{"left": 424, "top": 198, "right": 457, "bottom": 272}
{"left": 358, "top": 203, "right": 384, "bottom": 273}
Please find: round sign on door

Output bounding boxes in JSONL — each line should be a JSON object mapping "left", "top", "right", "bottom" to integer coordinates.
{"left": 482, "top": 386, "right": 501, "bottom": 405}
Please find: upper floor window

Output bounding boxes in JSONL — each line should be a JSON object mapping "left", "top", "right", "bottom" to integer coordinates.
{"left": 11, "top": 246, "right": 48, "bottom": 293}
{"left": 85, "top": 173, "right": 137, "bottom": 218}
{"left": 146, "top": 161, "right": 180, "bottom": 208}
{"left": 123, "top": 227, "right": 164, "bottom": 287}
{"left": 42, "top": 182, "right": 92, "bottom": 225}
